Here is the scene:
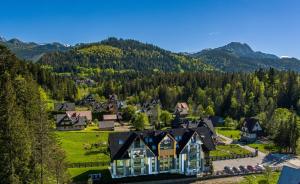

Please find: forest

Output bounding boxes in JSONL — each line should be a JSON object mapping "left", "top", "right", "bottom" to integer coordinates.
{"left": 0, "top": 45, "right": 73, "bottom": 183}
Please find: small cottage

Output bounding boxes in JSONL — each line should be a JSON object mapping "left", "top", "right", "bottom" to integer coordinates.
{"left": 241, "top": 118, "right": 262, "bottom": 142}
{"left": 99, "top": 114, "right": 118, "bottom": 131}
{"left": 175, "top": 102, "right": 189, "bottom": 117}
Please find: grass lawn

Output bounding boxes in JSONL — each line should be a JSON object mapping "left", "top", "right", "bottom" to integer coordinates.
{"left": 56, "top": 130, "right": 111, "bottom": 163}
{"left": 210, "top": 144, "right": 251, "bottom": 157}
{"left": 240, "top": 171, "right": 280, "bottom": 184}
{"left": 216, "top": 127, "right": 241, "bottom": 140}
{"left": 68, "top": 166, "right": 112, "bottom": 183}
{"left": 247, "top": 143, "right": 280, "bottom": 153}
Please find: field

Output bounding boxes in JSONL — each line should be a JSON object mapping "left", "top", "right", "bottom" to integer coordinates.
{"left": 240, "top": 171, "right": 280, "bottom": 184}
{"left": 247, "top": 143, "right": 280, "bottom": 153}
{"left": 56, "top": 130, "right": 111, "bottom": 163}
{"left": 210, "top": 144, "right": 251, "bottom": 157}
{"left": 216, "top": 127, "right": 241, "bottom": 140}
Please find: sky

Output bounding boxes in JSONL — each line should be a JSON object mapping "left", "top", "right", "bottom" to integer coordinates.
{"left": 1, "top": 0, "right": 300, "bottom": 57}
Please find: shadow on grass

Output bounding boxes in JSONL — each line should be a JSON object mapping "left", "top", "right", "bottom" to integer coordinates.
{"left": 84, "top": 150, "right": 102, "bottom": 156}
{"left": 72, "top": 168, "right": 112, "bottom": 184}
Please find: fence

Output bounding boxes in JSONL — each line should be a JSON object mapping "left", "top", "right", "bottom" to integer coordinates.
{"left": 210, "top": 152, "right": 257, "bottom": 161}
{"left": 68, "top": 161, "right": 110, "bottom": 168}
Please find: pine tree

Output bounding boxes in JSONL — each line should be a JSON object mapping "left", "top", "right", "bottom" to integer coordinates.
{"left": 0, "top": 73, "right": 31, "bottom": 183}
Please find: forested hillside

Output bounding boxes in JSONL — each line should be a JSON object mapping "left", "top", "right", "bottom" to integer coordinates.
{"left": 191, "top": 42, "right": 300, "bottom": 72}
{"left": 0, "top": 45, "right": 70, "bottom": 183}
{"left": 38, "top": 37, "right": 215, "bottom": 73}
{"left": 0, "top": 37, "right": 70, "bottom": 61}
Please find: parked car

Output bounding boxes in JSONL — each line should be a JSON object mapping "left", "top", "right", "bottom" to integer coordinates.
{"left": 215, "top": 171, "right": 223, "bottom": 175}
{"left": 232, "top": 166, "right": 240, "bottom": 174}
{"left": 255, "top": 165, "right": 265, "bottom": 171}
{"left": 239, "top": 165, "right": 249, "bottom": 173}
{"left": 224, "top": 166, "right": 234, "bottom": 174}
{"left": 247, "top": 165, "right": 255, "bottom": 172}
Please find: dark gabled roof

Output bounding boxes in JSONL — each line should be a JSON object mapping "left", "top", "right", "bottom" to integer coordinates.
{"left": 278, "top": 166, "right": 300, "bottom": 184}
{"left": 56, "top": 113, "right": 87, "bottom": 126}
{"left": 172, "top": 118, "right": 216, "bottom": 138}
{"left": 243, "top": 117, "right": 260, "bottom": 133}
{"left": 54, "top": 102, "right": 75, "bottom": 111}
{"left": 108, "top": 127, "right": 215, "bottom": 160}
{"left": 209, "top": 116, "right": 225, "bottom": 126}
{"left": 201, "top": 118, "right": 217, "bottom": 137}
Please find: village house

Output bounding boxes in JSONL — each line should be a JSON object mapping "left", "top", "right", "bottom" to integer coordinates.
{"left": 108, "top": 127, "right": 215, "bottom": 178}
{"left": 56, "top": 113, "right": 87, "bottom": 130}
{"left": 139, "top": 99, "right": 162, "bottom": 126}
{"left": 208, "top": 116, "right": 225, "bottom": 127}
{"left": 171, "top": 117, "right": 217, "bottom": 141}
{"left": 78, "top": 94, "right": 97, "bottom": 106}
{"left": 174, "top": 102, "right": 189, "bottom": 117}
{"left": 56, "top": 111, "right": 92, "bottom": 130}
{"left": 99, "top": 114, "right": 118, "bottom": 131}
{"left": 54, "top": 102, "right": 75, "bottom": 111}
{"left": 241, "top": 117, "right": 263, "bottom": 142}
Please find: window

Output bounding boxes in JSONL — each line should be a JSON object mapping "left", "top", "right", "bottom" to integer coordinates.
{"left": 151, "top": 157, "right": 156, "bottom": 172}
{"left": 118, "top": 140, "right": 124, "bottom": 145}
{"left": 134, "top": 140, "right": 140, "bottom": 148}
{"left": 160, "top": 137, "right": 173, "bottom": 150}
{"left": 152, "top": 145, "right": 156, "bottom": 150}
{"left": 159, "top": 156, "right": 173, "bottom": 171}
{"left": 149, "top": 138, "right": 153, "bottom": 143}
{"left": 116, "top": 160, "right": 124, "bottom": 176}
{"left": 175, "top": 136, "right": 182, "bottom": 141}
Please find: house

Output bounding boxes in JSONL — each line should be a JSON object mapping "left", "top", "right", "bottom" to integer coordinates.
{"left": 66, "top": 111, "right": 92, "bottom": 122}
{"left": 208, "top": 116, "right": 225, "bottom": 126}
{"left": 241, "top": 118, "right": 263, "bottom": 142}
{"left": 175, "top": 102, "right": 189, "bottom": 117}
{"left": 108, "top": 127, "right": 215, "bottom": 178}
{"left": 277, "top": 166, "right": 300, "bottom": 184}
{"left": 54, "top": 102, "right": 75, "bottom": 111}
{"left": 171, "top": 117, "right": 217, "bottom": 140}
{"left": 92, "top": 102, "right": 107, "bottom": 113}
{"left": 140, "top": 99, "right": 162, "bottom": 126}
{"left": 99, "top": 114, "right": 118, "bottom": 131}
{"left": 78, "top": 94, "right": 97, "bottom": 106}
{"left": 56, "top": 113, "right": 87, "bottom": 130}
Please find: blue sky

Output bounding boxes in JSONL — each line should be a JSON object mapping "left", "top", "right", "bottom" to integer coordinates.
{"left": 1, "top": 0, "right": 300, "bottom": 57}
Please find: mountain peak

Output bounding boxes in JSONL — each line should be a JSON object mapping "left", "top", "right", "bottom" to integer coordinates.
{"left": 7, "top": 38, "right": 24, "bottom": 45}
{"left": 219, "top": 42, "right": 254, "bottom": 56}
{"left": 0, "top": 36, "right": 6, "bottom": 42}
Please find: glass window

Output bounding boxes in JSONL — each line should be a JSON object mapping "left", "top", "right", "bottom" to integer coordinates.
{"left": 118, "top": 139, "right": 124, "bottom": 145}
{"left": 160, "top": 137, "right": 172, "bottom": 150}
{"left": 134, "top": 140, "right": 140, "bottom": 148}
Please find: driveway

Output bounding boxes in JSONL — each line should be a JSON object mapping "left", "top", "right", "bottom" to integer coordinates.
{"left": 214, "top": 134, "right": 300, "bottom": 170}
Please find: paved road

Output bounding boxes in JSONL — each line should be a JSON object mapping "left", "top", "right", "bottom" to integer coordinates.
{"left": 214, "top": 134, "right": 300, "bottom": 171}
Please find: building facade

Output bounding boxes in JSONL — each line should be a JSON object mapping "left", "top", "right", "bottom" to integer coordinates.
{"left": 108, "top": 127, "right": 215, "bottom": 178}
{"left": 241, "top": 117, "right": 263, "bottom": 142}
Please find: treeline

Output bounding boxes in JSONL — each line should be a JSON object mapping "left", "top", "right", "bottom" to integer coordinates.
{"left": 0, "top": 45, "right": 69, "bottom": 183}
{"left": 38, "top": 37, "right": 213, "bottom": 73}
{"left": 92, "top": 69, "right": 300, "bottom": 116}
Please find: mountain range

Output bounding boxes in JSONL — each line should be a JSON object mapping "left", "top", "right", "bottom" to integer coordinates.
{"left": 1, "top": 36, "right": 300, "bottom": 72}
{"left": 191, "top": 42, "right": 300, "bottom": 72}
{"left": 0, "top": 37, "right": 70, "bottom": 61}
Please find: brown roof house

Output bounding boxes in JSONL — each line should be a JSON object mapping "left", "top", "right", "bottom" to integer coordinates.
{"left": 66, "top": 111, "right": 92, "bottom": 122}
{"left": 175, "top": 102, "right": 189, "bottom": 117}
{"left": 56, "top": 112, "right": 89, "bottom": 131}
{"left": 99, "top": 114, "right": 118, "bottom": 131}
